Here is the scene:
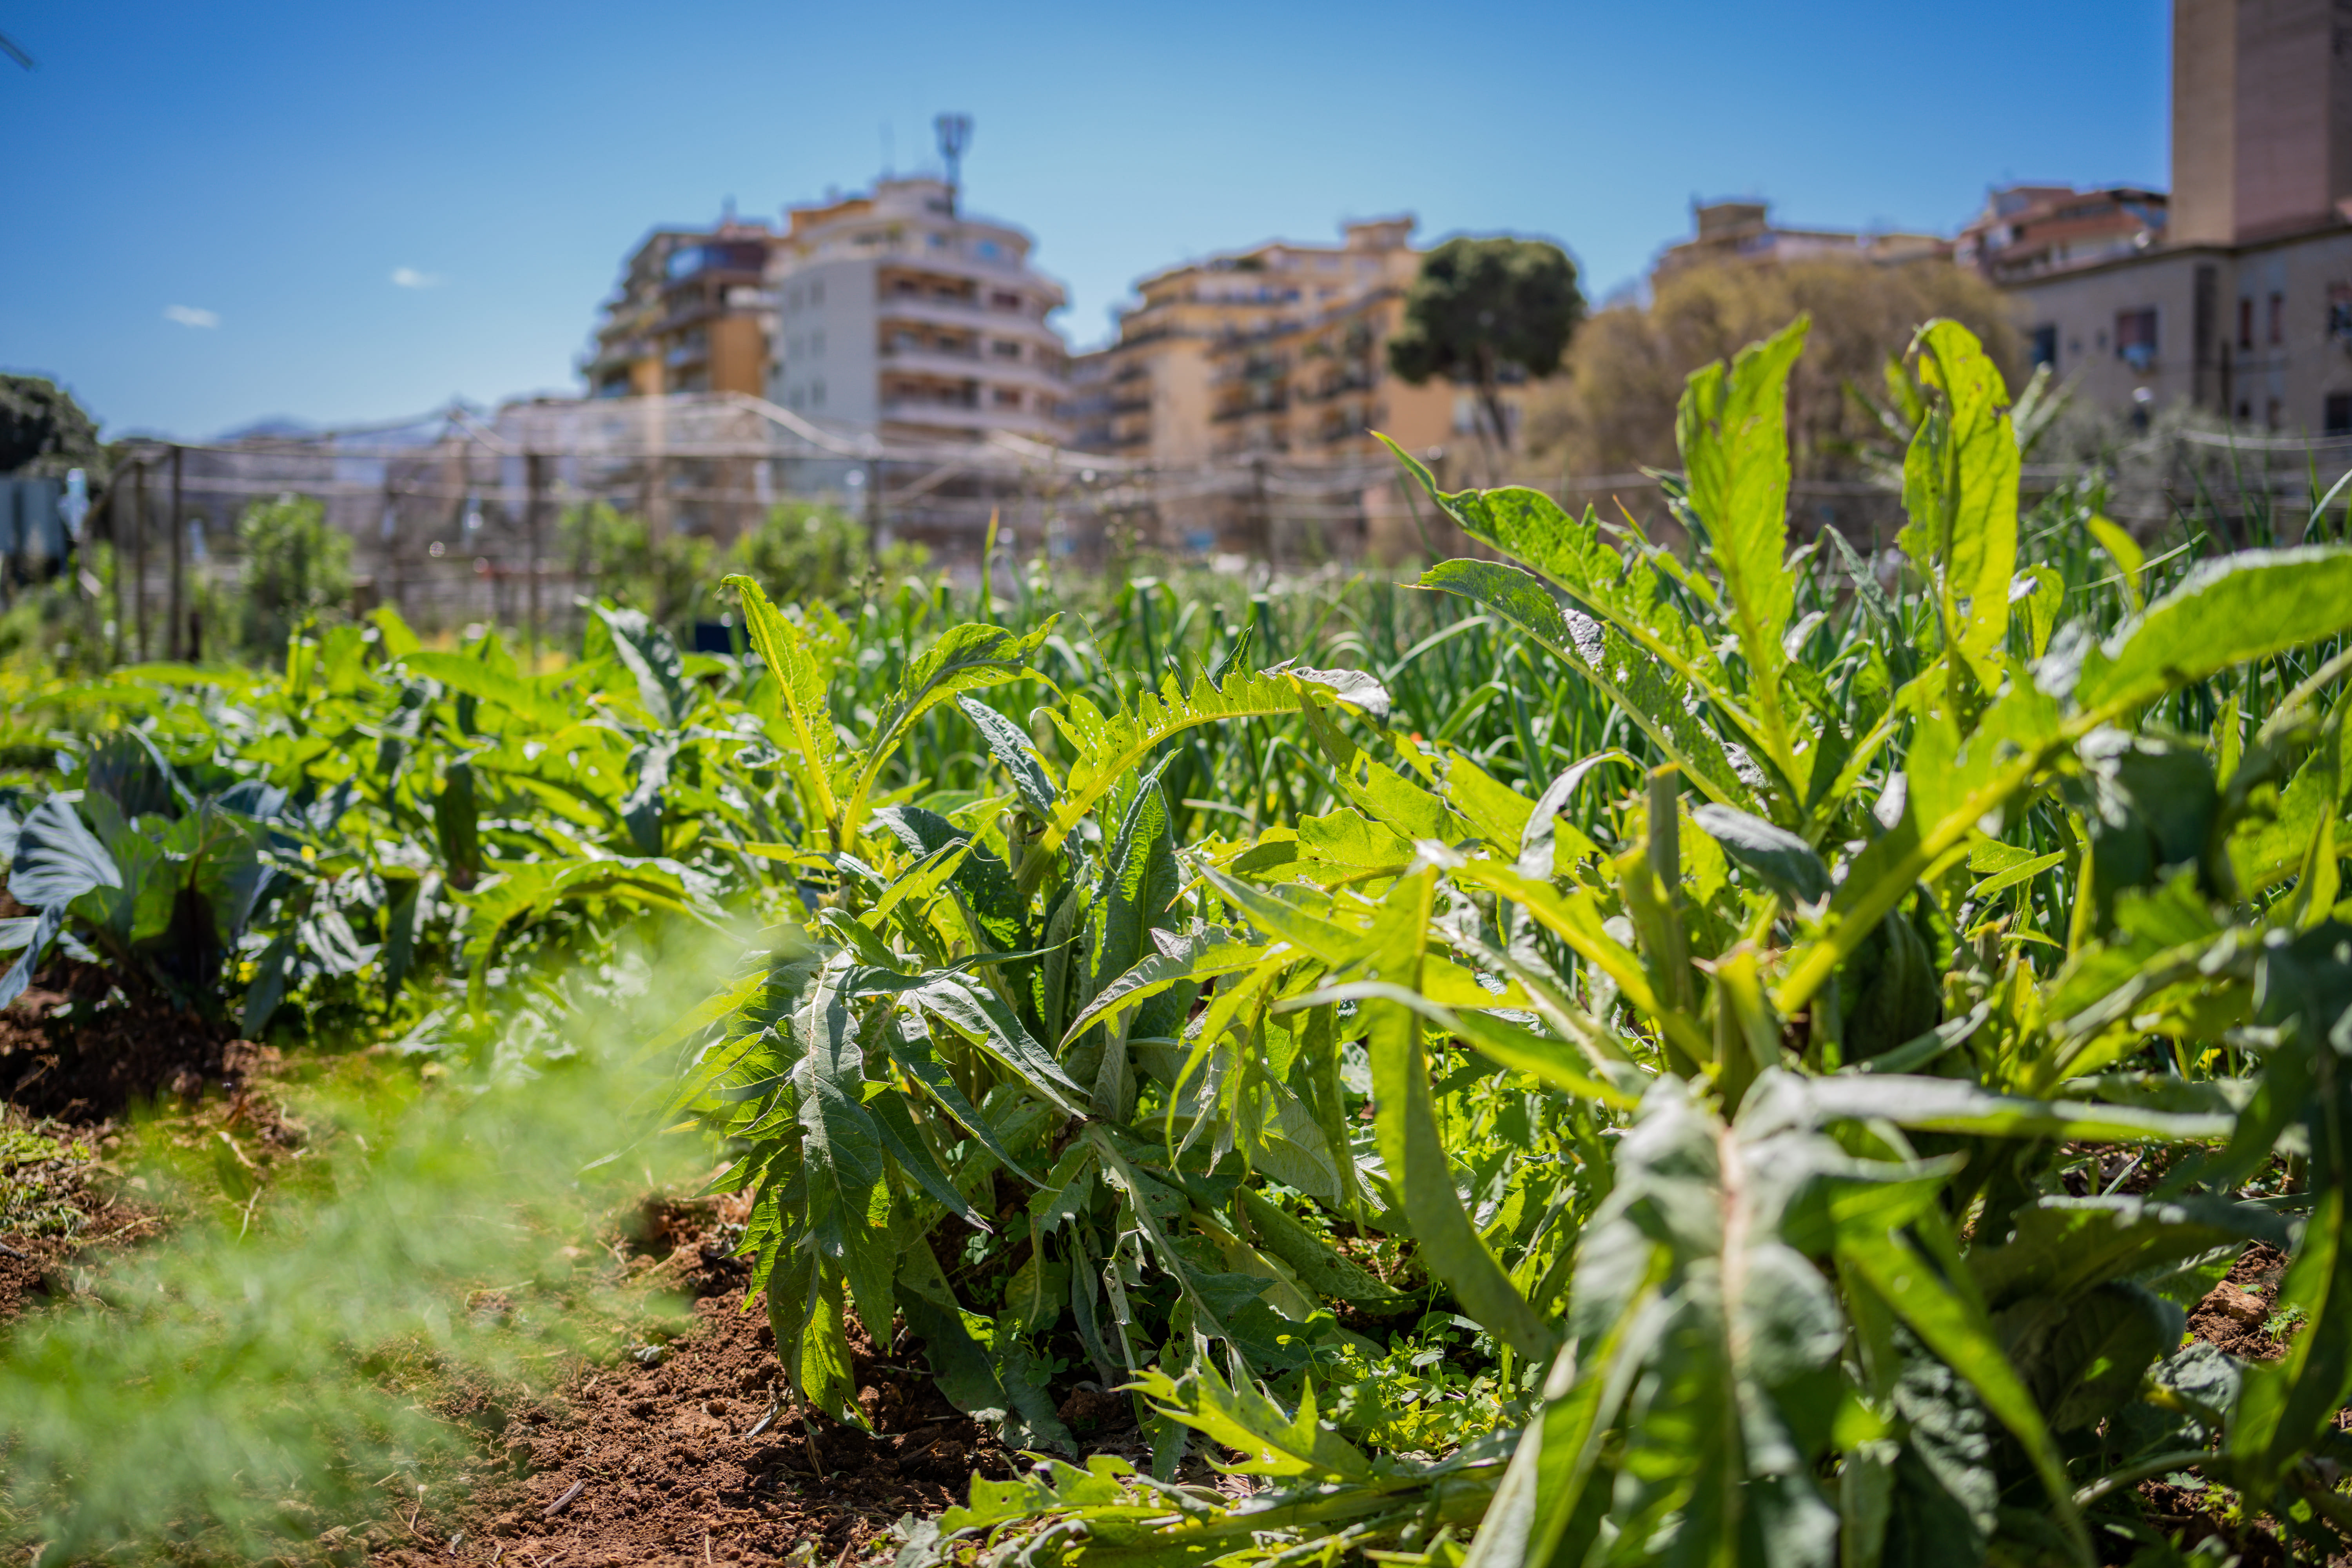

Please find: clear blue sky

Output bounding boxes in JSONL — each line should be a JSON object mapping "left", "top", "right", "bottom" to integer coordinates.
{"left": 0, "top": 1, "right": 2168, "bottom": 441}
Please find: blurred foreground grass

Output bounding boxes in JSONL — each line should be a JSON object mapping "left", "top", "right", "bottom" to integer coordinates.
{"left": 0, "top": 918, "right": 738, "bottom": 1565}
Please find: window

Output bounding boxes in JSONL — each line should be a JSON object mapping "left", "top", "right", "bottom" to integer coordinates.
{"left": 2332, "top": 285, "right": 2352, "bottom": 339}
{"left": 2238, "top": 399, "right": 2253, "bottom": 423}
{"left": 993, "top": 387, "right": 1022, "bottom": 408}
{"left": 810, "top": 281, "right": 824, "bottom": 307}
{"left": 2269, "top": 292, "right": 2285, "bottom": 345}
{"left": 2239, "top": 298, "right": 2254, "bottom": 350}
{"left": 2268, "top": 398, "right": 2284, "bottom": 430}
{"left": 2030, "top": 325, "right": 2058, "bottom": 368}
{"left": 2327, "top": 392, "right": 2352, "bottom": 435}
{"left": 811, "top": 329, "right": 825, "bottom": 358}
{"left": 811, "top": 379, "right": 825, "bottom": 408}
{"left": 990, "top": 290, "right": 1023, "bottom": 312}
{"left": 990, "top": 339, "right": 1021, "bottom": 358}
{"left": 2116, "top": 308, "right": 2158, "bottom": 369}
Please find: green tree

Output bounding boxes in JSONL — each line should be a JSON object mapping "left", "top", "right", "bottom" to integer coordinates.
{"left": 1524, "top": 256, "right": 2024, "bottom": 482}
{"left": 733, "top": 499, "right": 872, "bottom": 604}
{"left": 1387, "top": 236, "right": 1584, "bottom": 452}
{"left": 557, "top": 502, "right": 715, "bottom": 633}
{"left": 0, "top": 375, "right": 105, "bottom": 479}
{"left": 236, "top": 494, "right": 352, "bottom": 657}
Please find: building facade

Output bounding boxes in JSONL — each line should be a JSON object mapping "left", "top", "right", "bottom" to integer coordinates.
{"left": 1994, "top": 0, "right": 2352, "bottom": 433}
{"left": 583, "top": 218, "right": 777, "bottom": 399}
{"left": 767, "top": 177, "right": 1071, "bottom": 444}
{"left": 1651, "top": 201, "right": 1949, "bottom": 280}
{"left": 1955, "top": 185, "right": 2168, "bottom": 287}
{"left": 1081, "top": 217, "right": 1503, "bottom": 464}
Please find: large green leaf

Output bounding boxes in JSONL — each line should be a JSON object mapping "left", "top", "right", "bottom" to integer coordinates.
{"left": 1420, "top": 559, "right": 1760, "bottom": 813}
{"left": 724, "top": 573, "right": 842, "bottom": 837}
{"left": 1040, "top": 668, "right": 1382, "bottom": 855}
{"left": 1677, "top": 316, "right": 1807, "bottom": 760}
{"left": 2071, "top": 545, "right": 2352, "bottom": 717}
{"left": 1898, "top": 320, "right": 2018, "bottom": 688}
{"left": 1382, "top": 437, "right": 1744, "bottom": 726}
{"left": 1364, "top": 870, "right": 1551, "bottom": 1359}
{"left": 1126, "top": 1361, "right": 1372, "bottom": 1482}
{"left": 957, "top": 694, "right": 1061, "bottom": 820}
{"left": 789, "top": 957, "right": 895, "bottom": 1339}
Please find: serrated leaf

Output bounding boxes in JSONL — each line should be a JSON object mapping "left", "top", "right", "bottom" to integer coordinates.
{"left": 1899, "top": 321, "right": 2018, "bottom": 687}
{"left": 1236, "top": 1187, "right": 1411, "bottom": 1306}
{"left": 1364, "top": 870, "right": 1551, "bottom": 1360}
{"left": 1124, "top": 1361, "right": 1370, "bottom": 1481}
{"left": 1678, "top": 316, "right": 1806, "bottom": 754}
{"left": 2074, "top": 545, "right": 2352, "bottom": 716}
{"left": 1420, "top": 559, "right": 1760, "bottom": 813}
{"left": 725, "top": 573, "right": 842, "bottom": 835}
{"left": 956, "top": 694, "right": 1060, "bottom": 819}
{"left": 1041, "top": 667, "right": 1384, "bottom": 854}
{"left": 912, "top": 974, "right": 1088, "bottom": 1118}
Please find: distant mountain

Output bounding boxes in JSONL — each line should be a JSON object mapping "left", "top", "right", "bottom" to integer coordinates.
{"left": 212, "top": 416, "right": 321, "bottom": 442}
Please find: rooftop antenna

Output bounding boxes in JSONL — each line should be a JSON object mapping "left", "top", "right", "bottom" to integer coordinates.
{"left": 935, "top": 113, "right": 973, "bottom": 213}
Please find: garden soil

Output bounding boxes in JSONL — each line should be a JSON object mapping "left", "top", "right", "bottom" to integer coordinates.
{"left": 391, "top": 1198, "right": 1156, "bottom": 1568}
{"left": 0, "top": 959, "right": 250, "bottom": 1122}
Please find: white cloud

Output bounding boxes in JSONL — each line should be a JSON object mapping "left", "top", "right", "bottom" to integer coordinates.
{"left": 390, "top": 267, "right": 444, "bottom": 289}
{"left": 163, "top": 304, "right": 220, "bottom": 328}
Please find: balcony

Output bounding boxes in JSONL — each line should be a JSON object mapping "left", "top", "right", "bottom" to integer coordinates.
{"left": 876, "top": 293, "right": 1063, "bottom": 343}
{"left": 885, "top": 347, "right": 1068, "bottom": 399}
{"left": 884, "top": 383, "right": 980, "bottom": 409}
{"left": 861, "top": 249, "right": 1055, "bottom": 298}
{"left": 880, "top": 401, "right": 1066, "bottom": 439}
{"left": 1209, "top": 352, "right": 1291, "bottom": 387}
{"left": 880, "top": 341, "right": 983, "bottom": 379}
{"left": 1296, "top": 371, "right": 1377, "bottom": 404}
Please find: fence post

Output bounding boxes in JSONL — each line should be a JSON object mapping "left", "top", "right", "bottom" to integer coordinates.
{"left": 526, "top": 452, "right": 546, "bottom": 665}
{"left": 93, "top": 468, "right": 123, "bottom": 667}
{"left": 167, "top": 445, "right": 185, "bottom": 661}
{"left": 133, "top": 456, "right": 149, "bottom": 661}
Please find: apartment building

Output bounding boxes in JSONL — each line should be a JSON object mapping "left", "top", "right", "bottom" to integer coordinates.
{"left": 1651, "top": 201, "right": 1948, "bottom": 280}
{"left": 768, "top": 176, "right": 1071, "bottom": 444}
{"left": 1992, "top": 0, "right": 2352, "bottom": 432}
{"left": 583, "top": 216, "right": 777, "bottom": 399}
{"left": 1082, "top": 217, "right": 1491, "bottom": 464}
{"left": 1955, "top": 185, "right": 2168, "bottom": 287}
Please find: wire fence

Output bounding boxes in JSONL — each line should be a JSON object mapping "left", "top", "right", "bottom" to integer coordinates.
{"left": 72, "top": 391, "right": 2352, "bottom": 659}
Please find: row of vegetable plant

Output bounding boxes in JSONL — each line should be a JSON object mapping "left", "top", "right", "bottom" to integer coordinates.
{"left": 666, "top": 318, "right": 2352, "bottom": 1566}
{"left": 3, "top": 312, "right": 2349, "bottom": 1565}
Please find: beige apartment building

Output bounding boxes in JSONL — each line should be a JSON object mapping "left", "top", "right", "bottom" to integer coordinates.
{"left": 1652, "top": 201, "right": 1948, "bottom": 279}
{"left": 767, "top": 176, "right": 1071, "bottom": 445}
{"left": 1997, "top": 0, "right": 2352, "bottom": 433}
{"left": 583, "top": 216, "right": 777, "bottom": 399}
{"left": 1076, "top": 218, "right": 1510, "bottom": 465}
